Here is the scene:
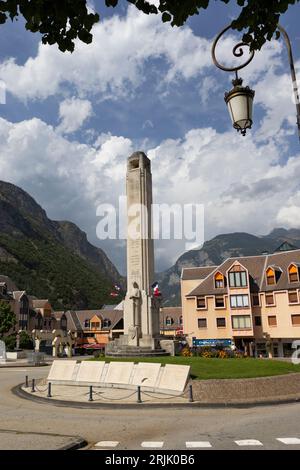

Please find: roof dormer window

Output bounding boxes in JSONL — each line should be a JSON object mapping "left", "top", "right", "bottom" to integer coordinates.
{"left": 214, "top": 272, "right": 225, "bottom": 289}
{"left": 266, "top": 266, "right": 282, "bottom": 286}
{"left": 266, "top": 267, "right": 276, "bottom": 285}
{"left": 289, "top": 264, "right": 299, "bottom": 283}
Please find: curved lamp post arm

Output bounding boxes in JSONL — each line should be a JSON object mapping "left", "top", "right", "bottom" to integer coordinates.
{"left": 211, "top": 24, "right": 255, "bottom": 76}
{"left": 278, "top": 24, "right": 300, "bottom": 143}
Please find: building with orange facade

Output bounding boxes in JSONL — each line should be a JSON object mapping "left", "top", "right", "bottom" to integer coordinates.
{"left": 181, "top": 247, "right": 300, "bottom": 357}
{"left": 65, "top": 308, "right": 124, "bottom": 352}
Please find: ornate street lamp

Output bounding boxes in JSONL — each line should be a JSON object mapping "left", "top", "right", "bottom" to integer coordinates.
{"left": 224, "top": 76, "right": 255, "bottom": 136}
{"left": 212, "top": 24, "right": 300, "bottom": 142}
{"left": 212, "top": 25, "right": 255, "bottom": 137}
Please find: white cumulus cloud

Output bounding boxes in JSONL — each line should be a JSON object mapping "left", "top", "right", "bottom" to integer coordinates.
{"left": 57, "top": 98, "right": 93, "bottom": 134}
{"left": 0, "top": 114, "right": 299, "bottom": 271}
{"left": 0, "top": 7, "right": 212, "bottom": 102}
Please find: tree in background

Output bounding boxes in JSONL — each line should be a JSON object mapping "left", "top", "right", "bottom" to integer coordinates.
{"left": 0, "top": 1, "right": 298, "bottom": 52}
{"left": 0, "top": 300, "right": 16, "bottom": 337}
{"left": 19, "top": 331, "right": 34, "bottom": 350}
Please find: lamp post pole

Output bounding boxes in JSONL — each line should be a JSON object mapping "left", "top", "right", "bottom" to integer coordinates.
{"left": 277, "top": 25, "right": 300, "bottom": 143}
{"left": 212, "top": 24, "right": 300, "bottom": 142}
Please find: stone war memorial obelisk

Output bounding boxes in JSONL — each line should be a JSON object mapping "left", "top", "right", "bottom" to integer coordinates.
{"left": 106, "top": 151, "right": 170, "bottom": 357}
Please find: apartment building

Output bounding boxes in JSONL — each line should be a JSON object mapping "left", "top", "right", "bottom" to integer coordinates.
{"left": 181, "top": 248, "right": 300, "bottom": 357}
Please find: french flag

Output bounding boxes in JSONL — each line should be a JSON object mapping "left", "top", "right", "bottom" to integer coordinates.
{"left": 151, "top": 281, "right": 161, "bottom": 297}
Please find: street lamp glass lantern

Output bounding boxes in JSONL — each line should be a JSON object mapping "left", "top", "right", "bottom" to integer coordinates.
{"left": 224, "top": 78, "right": 255, "bottom": 136}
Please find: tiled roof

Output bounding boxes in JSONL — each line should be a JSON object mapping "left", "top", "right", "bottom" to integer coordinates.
{"left": 181, "top": 266, "right": 217, "bottom": 281}
{"left": 260, "top": 250, "right": 300, "bottom": 292}
{"left": 114, "top": 300, "right": 124, "bottom": 310}
{"left": 0, "top": 275, "right": 18, "bottom": 291}
{"left": 52, "top": 311, "right": 66, "bottom": 321}
{"left": 186, "top": 249, "right": 300, "bottom": 297}
{"left": 160, "top": 307, "right": 182, "bottom": 329}
{"left": 161, "top": 307, "right": 182, "bottom": 317}
{"left": 65, "top": 311, "right": 80, "bottom": 331}
{"left": 32, "top": 299, "right": 51, "bottom": 309}
{"left": 66, "top": 309, "right": 124, "bottom": 331}
{"left": 65, "top": 307, "right": 183, "bottom": 332}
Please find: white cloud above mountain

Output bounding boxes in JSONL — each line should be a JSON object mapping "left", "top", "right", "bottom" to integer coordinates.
{"left": 0, "top": 114, "right": 299, "bottom": 271}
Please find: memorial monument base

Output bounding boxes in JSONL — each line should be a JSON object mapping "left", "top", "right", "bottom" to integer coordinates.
{"left": 105, "top": 336, "right": 170, "bottom": 358}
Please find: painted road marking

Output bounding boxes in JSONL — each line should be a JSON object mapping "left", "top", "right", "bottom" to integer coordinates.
{"left": 277, "top": 438, "right": 300, "bottom": 445}
{"left": 186, "top": 441, "right": 212, "bottom": 448}
{"left": 235, "top": 440, "right": 263, "bottom": 446}
{"left": 141, "top": 442, "right": 164, "bottom": 448}
{"left": 95, "top": 441, "right": 119, "bottom": 448}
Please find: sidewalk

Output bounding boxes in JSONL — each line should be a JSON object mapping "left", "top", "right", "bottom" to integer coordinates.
{"left": 0, "top": 355, "right": 88, "bottom": 368}
{"left": 0, "top": 430, "right": 86, "bottom": 450}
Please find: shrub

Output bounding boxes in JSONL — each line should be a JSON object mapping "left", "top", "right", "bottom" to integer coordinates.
{"left": 181, "top": 346, "right": 193, "bottom": 357}
{"left": 224, "top": 348, "right": 235, "bottom": 358}
{"left": 93, "top": 351, "right": 105, "bottom": 358}
{"left": 201, "top": 350, "right": 213, "bottom": 358}
{"left": 234, "top": 350, "right": 245, "bottom": 358}
{"left": 18, "top": 331, "right": 34, "bottom": 350}
{"left": 218, "top": 350, "right": 228, "bottom": 359}
{"left": 0, "top": 300, "right": 16, "bottom": 336}
{"left": 196, "top": 346, "right": 218, "bottom": 358}
{"left": 185, "top": 345, "right": 248, "bottom": 359}
{"left": 3, "top": 333, "right": 16, "bottom": 351}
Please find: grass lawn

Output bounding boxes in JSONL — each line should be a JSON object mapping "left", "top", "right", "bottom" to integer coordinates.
{"left": 90, "top": 356, "right": 300, "bottom": 380}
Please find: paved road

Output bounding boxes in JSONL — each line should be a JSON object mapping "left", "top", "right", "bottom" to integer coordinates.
{"left": 1, "top": 365, "right": 300, "bottom": 450}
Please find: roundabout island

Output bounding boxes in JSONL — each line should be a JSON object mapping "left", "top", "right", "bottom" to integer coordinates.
{"left": 14, "top": 355, "right": 300, "bottom": 408}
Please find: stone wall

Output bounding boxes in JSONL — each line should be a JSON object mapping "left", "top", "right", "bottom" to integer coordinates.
{"left": 190, "top": 373, "right": 300, "bottom": 404}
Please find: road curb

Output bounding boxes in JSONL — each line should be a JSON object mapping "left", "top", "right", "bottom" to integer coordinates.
{"left": 0, "top": 428, "right": 87, "bottom": 451}
{"left": 0, "top": 363, "right": 49, "bottom": 369}
{"left": 58, "top": 437, "right": 88, "bottom": 450}
{"left": 12, "top": 383, "right": 300, "bottom": 409}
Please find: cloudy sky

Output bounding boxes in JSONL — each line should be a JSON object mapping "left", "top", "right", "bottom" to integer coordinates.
{"left": 0, "top": 1, "right": 300, "bottom": 274}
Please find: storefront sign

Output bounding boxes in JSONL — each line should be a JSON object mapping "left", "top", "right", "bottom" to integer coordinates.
{"left": 192, "top": 338, "right": 232, "bottom": 347}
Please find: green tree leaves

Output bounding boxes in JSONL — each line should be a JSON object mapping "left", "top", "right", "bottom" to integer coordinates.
{"left": 19, "top": 331, "right": 34, "bottom": 349}
{"left": 0, "top": 300, "right": 16, "bottom": 337}
{"left": 0, "top": 0, "right": 99, "bottom": 52}
{"left": 0, "top": 1, "right": 298, "bottom": 52}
